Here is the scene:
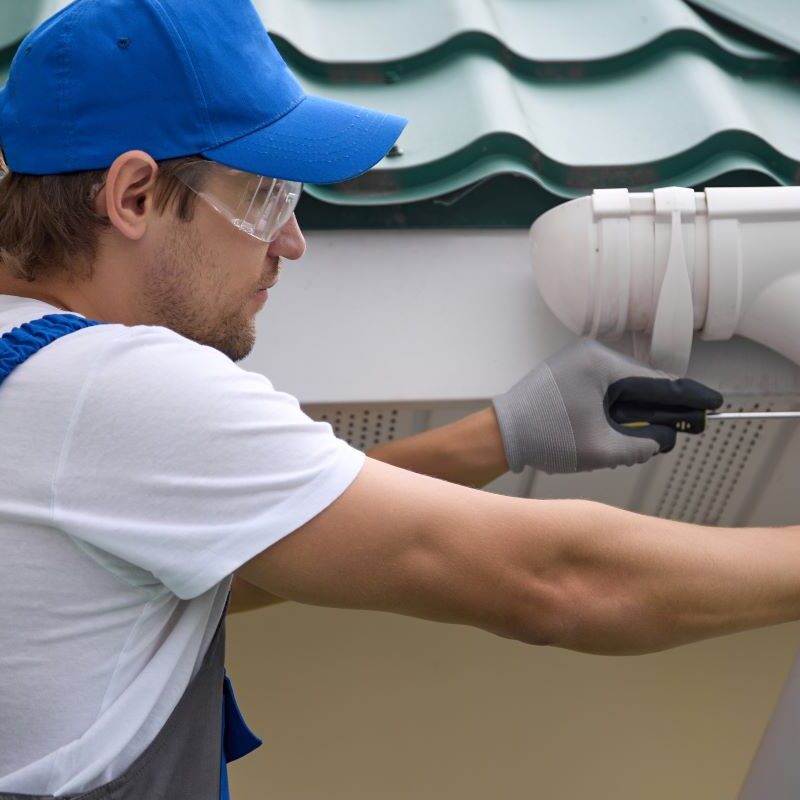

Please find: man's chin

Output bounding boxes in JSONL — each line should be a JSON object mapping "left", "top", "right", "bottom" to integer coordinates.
{"left": 222, "top": 328, "right": 256, "bottom": 363}
{"left": 191, "top": 317, "right": 256, "bottom": 362}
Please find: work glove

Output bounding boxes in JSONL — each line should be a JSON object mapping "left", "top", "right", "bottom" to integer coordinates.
{"left": 492, "top": 338, "right": 723, "bottom": 474}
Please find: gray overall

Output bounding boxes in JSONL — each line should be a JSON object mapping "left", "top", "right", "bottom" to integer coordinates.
{"left": 0, "top": 314, "right": 261, "bottom": 799}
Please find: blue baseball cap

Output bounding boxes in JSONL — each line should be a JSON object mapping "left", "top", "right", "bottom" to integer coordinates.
{"left": 0, "top": 0, "right": 407, "bottom": 183}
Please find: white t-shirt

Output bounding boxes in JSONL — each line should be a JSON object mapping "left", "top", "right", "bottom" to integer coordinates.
{"left": 0, "top": 296, "right": 365, "bottom": 796}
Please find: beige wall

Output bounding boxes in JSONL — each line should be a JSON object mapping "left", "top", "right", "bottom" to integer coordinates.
{"left": 227, "top": 603, "right": 800, "bottom": 799}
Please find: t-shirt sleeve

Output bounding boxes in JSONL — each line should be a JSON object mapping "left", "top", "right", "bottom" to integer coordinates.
{"left": 52, "top": 325, "right": 366, "bottom": 599}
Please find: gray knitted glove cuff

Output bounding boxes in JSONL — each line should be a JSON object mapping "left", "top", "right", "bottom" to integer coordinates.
{"left": 492, "top": 364, "right": 577, "bottom": 474}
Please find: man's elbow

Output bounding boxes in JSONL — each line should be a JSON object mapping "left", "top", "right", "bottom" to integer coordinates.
{"left": 502, "top": 550, "right": 612, "bottom": 650}
{"left": 508, "top": 572, "right": 638, "bottom": 655}
{"left": 415, "top": 493, "right": 588, "bottom": 649}
{"left": 510, "top": 557, "right": 679, "bottom": 657}
{"left": 485, "top": 498, "right": 640, "bottom": 654}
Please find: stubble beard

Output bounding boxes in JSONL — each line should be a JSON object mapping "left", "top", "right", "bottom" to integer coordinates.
{"left": 141, "top": 223, "right": 257, "bottom": 362}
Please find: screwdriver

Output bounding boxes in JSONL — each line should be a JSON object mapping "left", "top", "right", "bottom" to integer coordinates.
{"left": 610, "top": 407, "right": 800, "bottom": 434}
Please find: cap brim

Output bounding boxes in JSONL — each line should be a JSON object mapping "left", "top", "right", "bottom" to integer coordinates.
{"left": 202, "top": 94, "right": 407, "bottom": 184}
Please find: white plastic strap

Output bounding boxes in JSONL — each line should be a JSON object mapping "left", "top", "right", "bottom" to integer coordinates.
{"left": 648, "top": 187, "right": 696, "bottom": 375}
{"left": 592, "top": 189, "right": 632, "bottom": 337}
{"left": 592, "top": 188, "right": 631, "bottom": 217}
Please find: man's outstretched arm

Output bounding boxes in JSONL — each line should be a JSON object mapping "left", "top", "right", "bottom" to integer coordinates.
{"left": 239, "top": 457, "right": 800, "bottom": 655}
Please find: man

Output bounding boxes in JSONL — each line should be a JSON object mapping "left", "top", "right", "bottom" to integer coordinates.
{"left": 0, "top": 1, "right": 798, "bottom": 798}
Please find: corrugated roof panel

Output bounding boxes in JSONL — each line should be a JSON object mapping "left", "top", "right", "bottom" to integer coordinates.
{"left": 689, "top": 0, "right": 800, "bottom": 55}
{"left": 261, "top": 0, "right": 793, "bottom": 82}
{"left": 1, "top": 0, "right": 790, "bottom": 69}
{"left": 299, "top": 49, "right": 800, "bottom": 205}
{"left": 262, "top": 0, "right": 800, "bottom": 223}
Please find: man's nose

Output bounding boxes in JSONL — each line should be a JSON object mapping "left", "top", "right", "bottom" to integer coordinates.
{"left": 269, "top": 214, "right": 306, "bottom": 260}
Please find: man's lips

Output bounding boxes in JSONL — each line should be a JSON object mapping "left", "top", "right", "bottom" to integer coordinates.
{"left": 255, "top": 258, "right": 281, "bottom": 295}
{"left": 252, "top": 287, "right": 269, "bottom": 306}
{"left": 259, "top": 267, "right": 281, "bottom": 292}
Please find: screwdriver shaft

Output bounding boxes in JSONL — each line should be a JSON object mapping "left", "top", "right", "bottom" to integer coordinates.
{"left": 708, "top": 411, "right": 800, "bottom": 421}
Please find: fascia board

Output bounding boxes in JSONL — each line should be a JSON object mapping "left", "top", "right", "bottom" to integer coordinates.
{"left": 239, "top": 230, "right": 800, "bottom": 405}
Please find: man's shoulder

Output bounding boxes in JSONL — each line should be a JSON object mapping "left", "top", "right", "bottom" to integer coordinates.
{"left": 65, "top": 321, "right": 241, "bottom": 376}
{"left": 53, "top": 321, "right": 273, "bottom": 413}
{"left": 78, "top": 321, "right": 217, "bottom": 354}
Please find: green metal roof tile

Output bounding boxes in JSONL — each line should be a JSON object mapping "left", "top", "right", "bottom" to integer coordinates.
{"left": 296, "top": 49, "right": 800, "bottom": 205}
{"left": 689, "top": 0, "right": 800, "bottom": 55}
{"left": 1, "top": 0, "right": 791, "bottom": 75}
{"left": 262, "top": 0, "right": 792, "bottom": 81}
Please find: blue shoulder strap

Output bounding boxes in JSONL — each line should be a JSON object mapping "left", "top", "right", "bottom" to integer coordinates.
{"left": 0, "top": 313, "right": 106, "bottom": 383}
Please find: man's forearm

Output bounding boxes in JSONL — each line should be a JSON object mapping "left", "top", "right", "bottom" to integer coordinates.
{"left": 366, "top": 406, "right": 509, "bottom": 488}
{"left": 485, "top": 497, "right": 800, "bottom": 655}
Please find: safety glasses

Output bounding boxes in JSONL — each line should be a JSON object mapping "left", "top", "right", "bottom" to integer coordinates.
{"left": 174, "top": 159, "right": 302, "bottom": 243}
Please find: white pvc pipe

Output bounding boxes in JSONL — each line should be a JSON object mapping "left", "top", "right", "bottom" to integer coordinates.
{"left": 531, "top": 186, "right": 800, "bottom": 374}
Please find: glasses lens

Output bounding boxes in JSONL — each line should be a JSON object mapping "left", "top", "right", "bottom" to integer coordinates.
{"left": 176, "top": 160, "right": 302, "bottom": 243}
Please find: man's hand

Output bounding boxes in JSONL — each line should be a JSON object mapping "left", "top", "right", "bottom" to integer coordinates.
{"left": 492, "top": 338, "right": 723, "bottom": 474}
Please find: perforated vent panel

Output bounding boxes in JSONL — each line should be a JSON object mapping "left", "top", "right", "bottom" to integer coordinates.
{"left": 634, "top": 396, "right": 800, "bottom": 526}
{"left": 304, "top": 398, "right": 800, "bottom": 528}
{"left": 652, "top": 401, "right": 771, "bottom": 524}
{"left": 303, "top": 405, "right": 418, "bottom": 450}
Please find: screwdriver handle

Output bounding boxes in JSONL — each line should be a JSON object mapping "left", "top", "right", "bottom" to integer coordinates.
{"left": 609, "top": 403, "right": 707, "bottom": 434}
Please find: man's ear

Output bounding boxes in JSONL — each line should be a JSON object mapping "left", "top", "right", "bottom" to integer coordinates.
{"left": 94, "top": 150, "right": 159, "bottom": 241}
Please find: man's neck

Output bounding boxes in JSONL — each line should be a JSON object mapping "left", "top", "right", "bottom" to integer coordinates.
{"left": 0, "top": 287, "right": 73, "bottom": 312}
{"left": 0, "top": 264, "right": 95, "bottom": 314}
